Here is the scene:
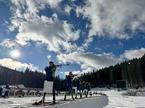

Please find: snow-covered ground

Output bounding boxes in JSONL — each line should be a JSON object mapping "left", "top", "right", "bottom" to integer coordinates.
{"left": 95, "top": 88, "right": 145, "bottom": 108}
{"left": 104, "top": 90, "right": 145, "bottom": 108}
{"left": 0, "top": 94, "right": 107, "bottom": 108}
{"left": 0, "top": 89, "right": 145, "bottom": 108}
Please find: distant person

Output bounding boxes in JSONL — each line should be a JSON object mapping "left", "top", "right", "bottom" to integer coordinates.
{"left": 80, "top": 81, "right": 85, "bottom": 91}
{"left": 75, "top": 77, "right": 82, "bottom": 99}
{"left": 79, "top": 81, "right": 88, "bottom": 97}
{"left": 33, "top": 61, "right": 62, "bottom": 105}
{"left": 64, "top": 72, "right": 77, "bottom": 100}
{"left": 76, "top": 78, "right": 81, "bottom": 91}
{"left": 85, "top": 82, "right": 91, "bottom": 97}
{"left": 2, "top": 84, "right": 10, "bottom": 98}
{"left": 0, "top": 87, "right": 3, "bottom": 97}
{"left": 86, "top": 82, "right": 91, "bottom": 91}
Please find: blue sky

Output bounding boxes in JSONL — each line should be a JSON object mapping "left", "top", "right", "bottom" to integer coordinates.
{"left": 0, "top": 0, "right": 145, "bottom": 78}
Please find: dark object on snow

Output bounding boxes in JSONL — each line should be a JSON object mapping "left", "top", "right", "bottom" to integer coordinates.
{"left": 2, "top": 85, "right": 10, "bottom": 98}
{"left": 116, "top": 80, "right": 128, "bottom": 90}
{"left": 32, "top": 100, "right": 57, "bottom": 106}
{"left": 0, "top": 87, "right": 3, "bottom": 96}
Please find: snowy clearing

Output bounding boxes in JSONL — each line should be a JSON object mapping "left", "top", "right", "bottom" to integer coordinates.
{"left": 97, "top": 89, "right": 145, "bottom": 108}
{"left": 0, "top": 89, "right": 145, "bottom": 108}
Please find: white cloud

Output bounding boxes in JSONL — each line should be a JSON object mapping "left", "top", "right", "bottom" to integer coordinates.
{"left": 57, "top": 52, "right": 122, "bottom": 70}
{"left": 65, "top": 5, "right": 72, "bottom": 14}
{"left": 10, "top": 0, "right": 62, "bottom": 13}
{"left": 62, "top": 21, "right": 80, "bottom": 41}
{"left": 15, "top": 19, "right": 64, "bottom": 52}
{"left": 12, "top": 19, "right": 80, "bottom": 53}
{"left": 2, "top": 0, "right": 144, "bottom": 74}
{"left": 76, "top": 0, "right": 145, "bottom": 39}
{"left": 47, "top": 55, "right": 51, "bottom": 60}
{"left": 82, "top": 37, "right": 93, "bottom": 49}
{"left": 45, "top": 0, "right": 62, "bottom": 7}
{"left": 0, "top": 39, "right": 18, "bottom": 48}
{"left": 0, "top": 58, "right": 40, "bottom": 71}
{"left": 2, "top": 0, "right": 81, "bottom": 53}
{"left": 121, "top": 48, "right": 145, "bottom": 60}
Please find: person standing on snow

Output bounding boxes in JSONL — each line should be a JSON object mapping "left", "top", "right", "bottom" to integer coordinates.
{"left": 33, "top": 61, "right": 62, "bottom": 105}
{"left": 64, "top": 72, "right": 77, "bottom": 100}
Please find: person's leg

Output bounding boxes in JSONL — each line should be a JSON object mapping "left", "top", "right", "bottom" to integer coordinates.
{"left": 87, "top": 91, "right": 88, "bottom": 97}
{"left": 6, "top": 91, "right": 9, "bottom": 97}
{"left": 52, "top": 81, "right": 56, "bottom": 104}
{"left": 64, "top": 91, "right": 67, "bottom": 100}
{"left": 85, "top": 90, "right": 88, "bottom": 98}
{"left": 70, "top": 84, "right": 74, "bottom": 100}
{"left": 3, "top": 90, "right": 7, "bottom": 98}
{"left": 64, "top": 84, "right": 69, "bottom": 101}
{"left": 80, "top": 90, "right": 82, "bottom": 99}
{"left": 71, "top": 90, "right": 74, "bottom": 100}
{"left": 75, "top": 91, "right": 77, "bottom": 99}
{"left": 42, "top": 93, "right": 46, "bottom": 103}
{"left": 64, "top": 85, "right": 72, "bottom": 101}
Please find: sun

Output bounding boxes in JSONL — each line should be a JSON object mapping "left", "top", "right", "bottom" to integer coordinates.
{"left": 10, "top": 49, "right": 21, "bottom": 59}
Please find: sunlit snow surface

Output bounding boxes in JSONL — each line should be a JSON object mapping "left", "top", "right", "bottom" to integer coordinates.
{"left": 95, "top": 88, "right": 145, "bottom": 108}
{"left": 103, "top": 90, "right": 145, "bottom": 108}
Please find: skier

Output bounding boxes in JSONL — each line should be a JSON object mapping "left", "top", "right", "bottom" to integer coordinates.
{"left": 74, "top": 77, "right": 82, "bottom": 99}
{"left": 64, "top": 72, "right": 77, "bottom": 101}
{"left": 33, "top": 61, "right": 62, "bottom": 105}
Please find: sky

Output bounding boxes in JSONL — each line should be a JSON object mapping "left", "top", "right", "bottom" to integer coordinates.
{"left": 0, "top": 0, "right": 145, "bottom": 78}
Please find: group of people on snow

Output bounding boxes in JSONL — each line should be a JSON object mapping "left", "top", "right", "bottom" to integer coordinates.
{"left": 33, "top": 61, "right": 91, "bottom": 105}
{"left": 0, "top": 61, "right": 91, "bottom": 105}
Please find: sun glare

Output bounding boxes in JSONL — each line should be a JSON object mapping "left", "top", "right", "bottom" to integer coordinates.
{"left": 10, "top": 49, "right": 21, "bottom": 59}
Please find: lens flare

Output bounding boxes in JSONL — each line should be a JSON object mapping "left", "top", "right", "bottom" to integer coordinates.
{"left": 10, "top": 49, "right": 21, "bottom": 59}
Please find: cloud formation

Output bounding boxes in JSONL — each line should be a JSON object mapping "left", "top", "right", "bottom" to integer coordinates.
{"left": 0, "top": 39, "right": 19, "bottom": 48}
{"left": 57, "top": 52, "right": 122, "bottom": 70}
{"left": 2, "top": 0, "right": 81, "bottom": 53}
{"left": 0, "top": 58, "right": 40, "bottom": 71}
{"left": 1, "top": 0, "right": 145, "bottom": 74}
{"left": 122, "top": 48, "right": 145, "bottom": 60}
{"left": 76, "top": 0, "right": 145, "bottom": 39}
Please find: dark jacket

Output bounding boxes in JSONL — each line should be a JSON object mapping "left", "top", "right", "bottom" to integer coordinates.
{"left": 45, "top": 65, "right": 56, "bottom": 81}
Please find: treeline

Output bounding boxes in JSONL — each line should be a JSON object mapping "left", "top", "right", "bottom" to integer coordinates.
{"left": 0, "top": 67, "right": 45, "bottom": 88}
{"left": 1, "top": 54, "right": 145, "bottom": 89}
{"left": 0, "top": 66, "right": 66, "bottom": 90}
{"left": 80, "top": 54, "right": 145, "bottom": 88}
